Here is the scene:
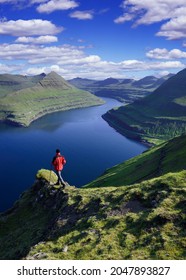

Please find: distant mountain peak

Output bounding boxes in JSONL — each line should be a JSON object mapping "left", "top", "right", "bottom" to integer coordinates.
{"left": 94, "top": 77, "right": 119, "bottom": 86}
{"left": 133, "top": 76, "right": 158, "bottom": 87}
{"left": 39, "top": 73, "right": 46, "bottom": 78}
{"left": 39, "top": 71, "right": 74, "bottom": 89}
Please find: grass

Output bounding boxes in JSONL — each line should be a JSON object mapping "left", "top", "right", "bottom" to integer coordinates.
{"left": 0, "top": 168, "right": 186, "bottom": 260}
{"left": 104, "top": 104, "right": 186, "bottom": 144}
{"left": 84, "top": 134, "right": 186, "bottom": 188}
{"left": 103, "top": 69, "right": 186, "bottom": 143}
{"left": 175, "top": 96, "right": 186, "bottom": 106}
{"left": 0, "top": 87, "right": 104, "bottom": 126}
{"left": 0, "top": 73, "right": 104, "bottom": 126}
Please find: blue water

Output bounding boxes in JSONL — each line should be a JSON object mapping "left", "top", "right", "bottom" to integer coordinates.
{"left": 0, "top": 98, "right": 147, "bottom": 212}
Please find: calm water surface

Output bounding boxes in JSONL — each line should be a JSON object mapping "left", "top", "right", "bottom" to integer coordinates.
{"left": 0, "top": 98, "right": 147, "bottom": 212}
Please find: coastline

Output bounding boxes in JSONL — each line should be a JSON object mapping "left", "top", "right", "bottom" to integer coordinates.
{"left": 102, "top": 112, "right": 154, "bottom": 147}
{"left": 0, "top": 100, "right": 105, "bottom": 128}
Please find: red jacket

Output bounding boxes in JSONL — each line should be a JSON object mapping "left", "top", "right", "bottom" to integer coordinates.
{"left": 52, "top": 153, "right": 66, "bottom": 171}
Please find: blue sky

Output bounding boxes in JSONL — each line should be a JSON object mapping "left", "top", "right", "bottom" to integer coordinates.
{"left": 0, "top": 0, "right": 186, "bottom": 79}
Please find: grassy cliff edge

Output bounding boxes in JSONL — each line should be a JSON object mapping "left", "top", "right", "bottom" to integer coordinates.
{"left": 0, "top": 72, "right": 104, "bottom": 127}
{"left": 0, "top": 134, "right": 186, "bottom": 260}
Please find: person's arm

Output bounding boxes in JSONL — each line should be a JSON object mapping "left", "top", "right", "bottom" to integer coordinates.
{"left": 62, "top": 157, "right": 66, "bottom": 165}
{"left": 52, "top": 156, "right": 56, "bottom": 166}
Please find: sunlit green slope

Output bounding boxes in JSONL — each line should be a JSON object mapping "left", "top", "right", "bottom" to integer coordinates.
{"left": 0, "top": 169, "right": 186, "bottom": 260}
{"left": 103, "top": 69, "right": 186, "bottom": 143}
{"left": 0, "top": 133, "right": 186, "bottom": 260}
{"left": 0, "top": 72, "right": 104, "bottom": 126}
{"left": 84, "top": 134, "right": 186, "bottom": 188}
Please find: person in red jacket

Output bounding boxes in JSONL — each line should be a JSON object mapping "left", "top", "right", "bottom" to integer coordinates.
{"left": 52, "top": 149, "right": 66, "bottom": 188}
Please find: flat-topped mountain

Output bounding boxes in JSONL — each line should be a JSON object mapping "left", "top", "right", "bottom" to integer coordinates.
{"left": 0, "top": 72, "right": 104, "bottom": 127}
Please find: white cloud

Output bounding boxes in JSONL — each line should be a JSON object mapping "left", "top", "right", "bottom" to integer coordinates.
{"left": 15, "top": 35, "right": 58, "bottom": 44}
{"left": 69, "top": 10, "right": 94, "bottom": 20}
{"left": 0, "top": 63, "right": 22, "bottom": 73}
{"left": 146, "top": 48, "right": 186, "bottom": 59}
{"left": 115, "top": 0, "right": 186, "bottom": 39}
{"left": 31, "top": 0, "right": 47, "bottom": 3}
{"left": 156, "top": 16, "right": 186, "bottom": 39}
{"left": 0, "top": 43, "right": 98, "bottom": 65}
{"left": 0, "top": 19, "right": 63, "bottom": 36}
{"left": 25, "top": 65, "right": 71, "bottom": 77}
{"left": 0, "top": 42, "right": 184, "bottom": 79}
{"left": 119, "top": 59, "right": 184, "bottom": 70}
{"left": 148, "top": 61, "right": 184, "bottom": 69}
{"left": 36, "top": 0, "right": 79, "bottom": 13}
{"left": 157, "top": 70, "right": 171, "bottom": 77}
{"left": 114, "top": 13, "right": 134, "bottom": 24}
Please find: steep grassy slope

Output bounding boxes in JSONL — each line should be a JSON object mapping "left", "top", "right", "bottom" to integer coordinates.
{"left": 0, "top": 169, "right": 186, "bottom": 260}
{"left": 0, "top": 72, "right": 104, "bottom": 126}
{"left": 0, "top": 73, "right": 45, "bottom": 97}
{"left": 103, "top": 69, "right": 186, "bottom": 143}
{"left": 84, "top": 134, "right": 186, "bottom": 188}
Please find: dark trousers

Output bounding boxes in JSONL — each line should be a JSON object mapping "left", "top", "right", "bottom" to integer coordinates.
{"left": 56, "top": 170, "right": 65, "bottom": 185}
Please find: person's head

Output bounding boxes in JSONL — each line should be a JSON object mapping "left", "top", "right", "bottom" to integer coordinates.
{"left": 56, "top": 149, "right": 60, "bottom": 154}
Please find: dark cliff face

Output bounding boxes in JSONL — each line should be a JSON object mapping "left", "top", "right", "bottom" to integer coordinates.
{"left": 0, "top": 172, "right": 69, "bottom": 260}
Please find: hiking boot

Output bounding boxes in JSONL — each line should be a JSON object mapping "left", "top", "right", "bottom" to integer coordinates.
{"left": 61, "top": 182, "right": 66, "bottom": 189}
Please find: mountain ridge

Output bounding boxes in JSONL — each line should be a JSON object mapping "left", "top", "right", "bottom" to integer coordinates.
{"left": 0, "top": 71, "right": 104, "bottom": 127}
{"left": 68, "top": 73, "right": 174, "bottom": 103}
{"left": 0, "top": 71, "right": 186, "bottom": 260}
{"left": 103, "top": 69, "right": 186, "bottom": 144}
{"left": 0, "top": 73, "right": 46, "bottom": 97}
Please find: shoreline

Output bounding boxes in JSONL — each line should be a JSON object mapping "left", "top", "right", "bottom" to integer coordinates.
{"left": 102, "top": 112, "right": 154, "bottom": 147}
{"left": 0, "top": 100, "right": 105, "bottom": 128}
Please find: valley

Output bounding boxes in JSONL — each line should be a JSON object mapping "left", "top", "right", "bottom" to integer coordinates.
{"left": 0, "top": 69, "right": 186, "bottom": 260}
{"left": 103, "top": 69, "right": 186, "bottom": 144}
{"left": 69, "top": 74, "right": 173, "bottom": 103}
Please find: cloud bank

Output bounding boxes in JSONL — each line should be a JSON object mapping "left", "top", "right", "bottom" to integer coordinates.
{"left": 0, "top": 19, "right": 63, "bottom": 36}
{"left": 0, "top": 43, "right": 184, "bottom": 79}
{"left": 115, "top": 0, "right": 186, "bottom": 40}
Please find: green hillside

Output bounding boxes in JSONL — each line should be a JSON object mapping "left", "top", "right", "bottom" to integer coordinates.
{"left": 0, "top": 134, "right": 186, "bottom": 260}
{"left": 84, "top": 134, "right": 186, "bottom": 188}
{"left": 0, "top": 72, "right": 104, "bottom": 126}
{"left": 0, "top": 169, "right": 186, "bottom": 260}
{"left": 0, "top": 73, "right": 45, "bottom": 97}
{"left": 103, "top": 69, "right": 186, "bottom": 143}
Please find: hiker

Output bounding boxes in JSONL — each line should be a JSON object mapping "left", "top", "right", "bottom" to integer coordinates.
{"left": 52, "top": 149, "right": 66, "bottom": 188}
